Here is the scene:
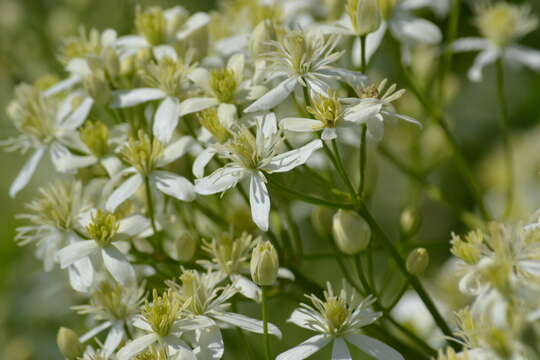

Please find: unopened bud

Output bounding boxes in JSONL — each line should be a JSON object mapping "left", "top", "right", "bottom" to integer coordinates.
{"left": 84, "top": 71, "right": 112, "bottom": 105}
{"left": 400, "top": 207, "right": 421, "bottom": 236}
{"left": 350, "top": 0, "right": 381, "bottom": 36}
{"left": 250, "top": 241, "right": 279, "bottom": 286}
{"left": 57, "top": 327, "right": 83, "bottom": 360}
{"left": 406, "top": 248, "right": 429, "bottom": 275}
{"left": 176, "top": 233, "right": 196, "bottom": 262}
{"left": 249, "top": 20, "right": 278, "bottom": 57}
{"left": 103, "top": 46, "right": 120, "bottom": 78}
{"left": 332, "top": 210, "right": 371, "bottom": 255}
{"left": 311, "top": 206, "right": 334, "bottom": 237}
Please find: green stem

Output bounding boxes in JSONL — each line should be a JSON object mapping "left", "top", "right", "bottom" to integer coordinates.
{"left": 331, "top": 139, "right": 358, "bottom": 201}
{"left": 261, "top": 287, "right": 271, "bottom": 360}
{"left": 495, "top": 58, "right": 514, "bottom": 218}
{"left": 438, "top": 0, "right": 461, "bottom": 107}
{"left": 360, "top": 35, "right": 367, "bottom": 73}
{"left": 358, "top": 124, "right": 368, "bottom": 197}
{"left": 144, "top": 175, "right": 158, "bottom": 234}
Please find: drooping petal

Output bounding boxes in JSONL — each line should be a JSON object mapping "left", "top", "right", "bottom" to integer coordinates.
{"left": 117, "top": 333, "right": 159, "bottom": 360}
{"left": 213, "top": 312, "right": 282, "bottom": 338}
{"left": 318, "top": 68, "right": 367, "bottom": 89}
{"left": 103, "top": 322, "right": 125, "bottom": 356}
{"left": 249, "top": 172, "right": 271, "bottom": 232}
{"left": 105, "top": 173, "right": 144, "bottom": 212}
{"left": 264, "top": 139, "right": 323, "bottom": 173}
{"left": 468, "top": 48, "right": 500, "bottom": 82}
{"left": 159, "top": 136, "right": 194, "bottom": 167}
{"left": 381, "top": 110, "right": 422, "bottom": 127}
{"left": 179, "top": 97, "right": 219, "bottom": 116}
{"left": 9, "top": 147, "right": 45, "bottom": 198}
{"left": 366, "top": 113, "right": 384, "bottom": 141}
{"left": 117, "top": 214, "right": 152, "bottom": 238}
{"left": 79, "top": 321, "right": 113, "bottom": 343}
{"left": 280, "top": 117, "right": 325, "bottom": 133}
{"left": 390, "top": 14, "right": 442, "bottom": 45}
{"left": 43, "top": 75, "right": 82, "bottom": 98}
{"left": 195, "top": 165, "right": 246, "bottom": 195}
{"left": 150, "top": 170, "right": 196, "bottom": 202}
{"left": 102, "top": 245, "right": 136, "bottom": 286}
{"left": 153, "top": 96, "right": 181, "bottom": 143}
{"left": 110, "top": 88, "right": 166, "bottom": 108}
{"left": 345, "top": 334, "right": 404, "bottom": 360}
{"left": 321, "top": 127, "right": 338, "bottom": 140}
{"left": 195, "top": 327, "right": 224, "bottom": 360}
{"left": 58, "top": 240, "right": 99, "bottom": 268}
{"left": 451, "top": 37, "right": 489, "bottom": 53}
{"left": 360, "top": 21, "right": 387, "bottom": 64}
{"left": 176, "top": 12, "right": 211, "bottom": 40}
{"left": 217, "top": 103, "right": 237, "bottom": 128}
{"left": 276, "top": 334, "right": 332, "bottom": 360}
{"left": 506, "top": 45, "right": 540, "bottom": 71}
{"left": 193, "top": 147, "right": 217, "bottom": 178}
{"left": 332, "top": 338, "right": 352, "bottom": 360}
{"left": 60, "top": 96, "right": 94, "bottom": 130}
{"left": 188, "top": 68, "right": 213, "bottom": 94}
{"left": 343, "top": 101, "right": 382, "bottom": 124}
{"left": 231, "top": 274, "right": 261, "bottom": 302}
{"left": 68, "top": 256, "right": 94, "bottom": 292}
{"left": 244, "top": 77, "right": 298, "bottom": 113}
{"left": 287, "top": 308, "right": 321, "bottom": 331}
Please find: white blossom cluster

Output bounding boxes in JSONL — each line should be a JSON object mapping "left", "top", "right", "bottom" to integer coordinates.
{"left": 3, "top": 0, "right": 540, "bottom": 359}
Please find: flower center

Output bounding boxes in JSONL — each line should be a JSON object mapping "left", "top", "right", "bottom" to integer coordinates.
{"left": 86, "top": 209, "right": 120, "bottom": 247}
{"left": 198, "top": 108, "right": 231, "bottom": 143}
{"left": 210, "top": 68, "right": 238, "bottom": 103}
{"left": 135, "top": 6, "right": 167, "bottom": 46}
{"left": 140, "top": 57, "right": 190, "bottom": 97}
{"left": 121, "top": 130, "right": 164, "bottom": 175}
{"left": 180, "top": 271, "right": 208, "bottom": 315}
{"left": 323, "top": 297, "right": 348, "bottom": 333}
{"left": 307, "top": 91, "right": 342, "bottom": 128}
{"left": 80, "top": 120, "right": 109, "bottom": 158}
{"left": 143, "top": 289, "right": 184, "bottom": 337}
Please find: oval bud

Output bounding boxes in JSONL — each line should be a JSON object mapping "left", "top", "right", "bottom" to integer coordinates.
{"left": 250, "top": 241, "right": 279, "bottom": 286}
{"left": 57, "top": 327, "right": 83, "bottom": 360}
{"left": 406, "top": 248, "right": 429, "bottom": 275}
{"left": 332, "top": 210, "right": 371, "bottom": 255}
{"left": 356, "top": 0, "right": 381, "bottom": 35}
{"left": 400, "top": 207, "right": 422, "bottom": 236}
{"left": 176, "top": 233, "right": 196, "bottom": 262}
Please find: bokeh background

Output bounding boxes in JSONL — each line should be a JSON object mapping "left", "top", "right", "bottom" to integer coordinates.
{"left": 0, "top": 0, "right": 539, "bottom": 358}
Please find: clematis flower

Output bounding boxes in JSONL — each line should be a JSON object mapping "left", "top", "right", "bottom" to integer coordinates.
{"left": 194, "top": 112, "right": 322, "bottom": 231}
{"left": 57, "top": 208, "right": 152, "bottom": 286}
{"left": 244, "top": 29, "right": 366, "bottom": 113}
{"left": 105, "top": 131, "right": 196, "bottom": 212}
{"left": 277, "top": 282, "right": 403, "bottom": 360}
{"left": 451, "top": 2, "right": 540, "bottom": 82}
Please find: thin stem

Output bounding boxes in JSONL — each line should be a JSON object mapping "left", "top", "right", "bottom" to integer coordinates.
{"left": 438, "top": 0, "right": 461, "bottom": 107}
{"left": 360, "top": 35, "right": 367, "bottom": 73}
{"left": 331, "top": 139, "right": 358, "bottom": 201}
{"left": 358, "top": 124, "right": 368, "bottom": 197}
{"left": 495, "top": 58, "right": 514, "bottom": 218}
{"left": 261, "top": 287, "right": 271, "bottom": 360}
{"left": 144, "top": 175, "right": 158, "bottom": 234}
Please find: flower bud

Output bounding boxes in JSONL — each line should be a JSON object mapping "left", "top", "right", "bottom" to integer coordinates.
{"left": 176, "top": 233, "right": 196, "bottom": 262}
{"left": 351, "top": 0, "right": 381, "bottom": 36}
{"left": 400, "top": 207, "right": 421, "bottom": 236}
{"left": 57, "top": 327, "right": 83, "bottom": 360}
{"left": 83, "top": 71, "right": 112, "bottom": 105}
{"left": 249, "top": 20, "right": 278, "bottom": 57}
{"left": 250, "top": 241, "right": 279, "bottom": 286}
{"left": 332, "top": 210, "right": 371, "bottom": 255}
{"left": 311, "top": 206, "right": 334, "bottom": 237}
{"left": 406, "top": 248, "right": 429, "bottom": 275}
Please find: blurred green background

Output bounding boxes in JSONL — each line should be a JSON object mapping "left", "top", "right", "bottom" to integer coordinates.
{"left": 0, "top": 0, "right": 539, "bottom": 359}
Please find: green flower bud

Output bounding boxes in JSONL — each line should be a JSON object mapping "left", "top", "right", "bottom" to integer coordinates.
{"left": 332, "top": 210, "right": 371, "bottom": 255}
{"left": 250, "top": 241, "right": 279, "bottom": 286}
{"left": 57, "top": 327, "right": 83, "bottom": 360}
{"left": 83, "top": 71, "right": 112, "bottom": 105}
{"left": 400, "top": 207, "right": 421, "bottom": 236}
{"left": 406, "top": 248, "right": 429, "bottom": 275}
{"left": 176, "top": 233, "right": 196, "bottom": 262}
{"left": 347, "top": 0, "right": 381, "bottom": 36}
{"left": 311, "top": 206, "right": 334, "bottom": 237}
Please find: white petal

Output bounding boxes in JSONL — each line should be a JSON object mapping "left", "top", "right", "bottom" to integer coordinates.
{"left": 244, "top": 77, "right": 298, "bottom": 113}
{"left": 277, "top": 267, "right": 295, "bottom": 280}
{"left": 193, "top": 147, "right": 216, "bottom": 178}
{"left": 174, "top": 316, "right": 215, "bottom": 331}
{"left": 506, "top": 45, "right": 540, "bottom": 71}
{"left": 319, "top": 68, "right": 367, "bottom": 89}
{"left": 66, "top": 58, "right": 92, "bottom": 77}
{"left": 195, "top": 327, "right": 224, "bottom": 360}
{"left": 179, "top": 97, "right": 219, "bottom": 116}
{"left": 287, "top": 308, "right": 318, "bottom": 330}
{"left": 361, "top": 21, "right": 387, "bottom": 64}
{"left": 133, "top": 316, "right": 154, "bottom": 332}
{"left": 80, "top": 321, "right": 112, "bottom": 343}
{"left": 68, "top": 256, "right": 94, "bottom": 292}
{"left": 116, "top": 35, "right": 149, "bottom": 49}
{"left": 468, "top": 48, "right": 499, "bottom": 82}
{"left": 153, "top": 45, "right": 178, "bottom": 61}
{"left": 118, "top": 214, "right": 152, "bottom": 237}
{"left": 159, "top": 136, "right": 193, "bottom": 166}
{"left": 110, "top": 88, "right": 166, "bottom": 108}
{"left": 249, "top": 172, "right": 271, "bottom": 232}
{"left": 103, "top": 323, "right": 125, "bottom": 356}
{"left": 390, "top": 15, "right": 442, "bottom": 45}
{"left": 332, "top": 338, "right": 351, "bottom": 360}
{"left": 321, "top": 127, "right": 337, "bottom": 140}
{"left": 381, "top": 110, "right": 422, "bottom": 127}
{"left": 176, "top": 12, "right": 211, "bottom": 40}
{"left": 43, "top": 75, "right": 81, "bottom": 98}
{"left": 343, "top": 101, "right": 382, "bottom": 124}
{"left": 102, "top": 245, "right": 136, "bottom": 286}
{"left": 153, "top": 96, "right": 181, "bottom": 143}
{"left": 105, "top": 173, "right": 144, "bottom": 212}
{"left": 58, "top": 240, "right": 99, "bottom": 268}
{"left": 61, "top": 96, "right": 94, "bottom": 130}
{"left": 451, "top": 37, "right": 489, "bottom": 53}
{"left": 367, "top": 114, "right": 384, "bottom": 141}
{"left": 150, "top": 170, "right": 196, "bottom": 202}
{"left": 264, "top": 139, "right": 323, "bottom": 173}
{"left": 195, "top": 165, "right": 245, "bottom": 195}
{"left": 227, "top": 53, "right": 245, "bottom": 83}
{"left": 117, "top": 333, "right": 159, "bottom": 360}
{"left": 305, "top": 78, "right": 330, "bottom": 96}
{"left": 9, "top": 147, "right": 45, "bottom": 198}
{"left": 213, "top": 312, "right": 281, "bottom": 338}
{"left": 276, "top": 334, "right": 331, "bottom": 360}
{"left": 217, "top": 103, "right": 237, "bottom": 128}
{"left": 231, "top": 274, "right": 261, "bottom": 302}
{"left": 258, "top": 112, "right": 278, "bottom": 138}
{"left": 345, "top": 334, "right": 404, "bottom": 360}
{"left": 280, "top": 117, "right": 324, "bottom": 133}
{"left": 188, "top": 68, "right": 212, "bottom": 94}
{"left": 101, "top": 156, "right": 123, "bottom": 177}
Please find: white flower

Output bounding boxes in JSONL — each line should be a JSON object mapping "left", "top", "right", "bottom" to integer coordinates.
{"left": 277, "top": 282, "right": 403, "bottom": 360}
{"left": 343, "top": 79, "right": 421, "bottom": 141}
{"left": 57, "top": 209, "right": 152, "bottom": 286}
{"left": 244, "top": 29, "right": 366, "bottom": 113}
{"left": 451, "top": 2, "right": 540, "bottom": 82}
{"left": 194, "top": 112, "right": 322, "bottom": 231}
{"left": 3, "top": 84, "right": 93, "bottom": 197}
{"left": 105, "top": 131, "right": 196, "bottom": 212}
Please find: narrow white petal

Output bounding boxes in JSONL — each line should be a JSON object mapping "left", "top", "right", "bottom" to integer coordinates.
{"left": 332, "top": 338, "right": 352, "bottom": 360}
{"left": 179, "top": 97, "right": 219, "bottom": 116}
{"left": 227, "top": 53, "right": 245, "bottom": 83}
{"left": 319, "top": 68, "right": 367, "bottom": 89}
{"left": 195, "top": 327, "right": 224, "bottom": 360}
{"left": 103, "top": 323, "right": 125, "bottom": 356}
{"left": 193, "top": 148, "right": 216, "bottom": 178}
{"left": 264, "top": 139, "right": 323, "bottom": 173}
{"left": 343, "top": 101, "right": 382, "bottom": 124}
{"left": 153, "top": 96, "right": 181, "bottom": 144}
{"left": 280, "top": 117, "right": 324, "bottom": 133}
{"left": 506, "top": 45, "right": 540, "bottom": 71}
{"left": 367, "top": 114, "right": 384, "bottom": 141}
{"left": 61, "top": 96, "right": 94, "bottom": 130}
{"left": 451, "top": 37, "right": 489, "bottom": 53}
{"left": 231, "top": 274, "right": 261, "bottom": 302}
{"left": 188, "top": 68, "right": 212, "bottom": 94}
{"left": 381, "top": 110, "right": 422, "bottom": 127}
{"left": 217, "top": 103, "right": 237, "bottom": 128}
{"left": 174, "top": 316, "right": 215, "bottom": 331}
{"left": 287, "top": 308, "right": 318, "bottom": 330}
{"left": 110, "top": 88, "right": 166, "bottom": 108}
{"left": 244, "top": 77, "right": 298, "bottom": 113}
{"left": 80, "top": 321, "right": 112, "bottom": 343}
{"left": 117, "top": 333, "right": 159, "bottom": 360}
{"left": 118, "top": 214, "right": 152, "bottom": 237}
{"left": 249, "top": 172, "right": 271, "bottom": 232}
{"left": 116, "top": 35, "right": 149, "bottom": 49}
{"left": 468, "top": 48, "right": 499, "bottom": 82}
{"left": 159, "top": 136, "right": 193, "bottom": 166}
{"left": 105, "top": 173, "right": 144, "bottom": 212}
{"left": 58, "top": 240, "right": 98, "bottom": 268}
{"left": 102, "top": 245, "right": 136, "bottom": 286}
{"left": 150, "top": 170, "right": 196, "bottom": 202}
{"left": 43, "top": 75, "right": 81, "bottom": 98}
{"left": 213, "top": 312, "right": 282, "bottom": 338}
{"left": 390, "top": 15, "right": 442, "bottom": 45}
{"left": 176, "top": 12, "right": 211, "bottom": 40}
{"left": 195, "top": 166, "right": 245, "bottom": 195}
{"left": 9, "top": 148, "right": 45, "bottom": 198}
{"left": 68, "top": 256, "right": 94, "bottom": 292}
{"left": 132, "top": 316, "right": 153, "bottom": 332}
{"left": 345, "top": 334, "right": 404, "bottom": 360}
{"left": 277, "top": 267, "right": 295, "bottom": 280}
{"left": 321, "top": 127, "right": 337, "bottom": 140}
{"left": 276, "top": 334, "right": 331, "bottom": 360}
{"left": 152, "top": 45, "right": 178, "bottom": 61}
{"left": 362, "top": 21, "right": 387, "bottom": 63}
